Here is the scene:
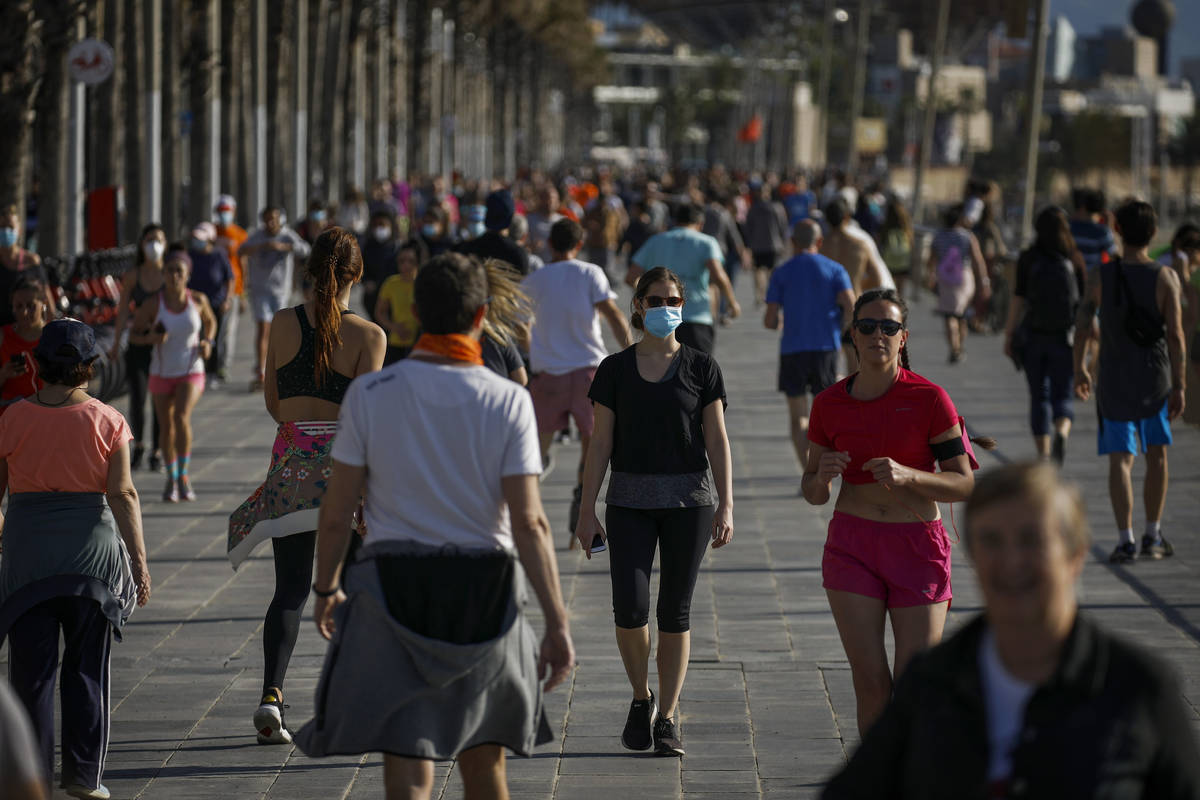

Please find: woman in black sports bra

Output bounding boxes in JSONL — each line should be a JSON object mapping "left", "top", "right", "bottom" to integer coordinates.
{"left": 110, "top": 224, "right": 167, "bottom": 470}
{"left": 227, "top": 227, "right": 385, "bottom": 746}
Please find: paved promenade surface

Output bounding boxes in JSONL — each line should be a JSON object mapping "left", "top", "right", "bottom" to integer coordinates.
{"left": 11, "top": 279, "right": 1200, "bottom": 800}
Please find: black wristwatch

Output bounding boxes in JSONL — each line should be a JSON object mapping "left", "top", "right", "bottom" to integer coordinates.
{"left": 311, "top": 583, "right": 340, "bottom": 598}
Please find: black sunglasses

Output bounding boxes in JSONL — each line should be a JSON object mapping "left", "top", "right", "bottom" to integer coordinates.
{"left": 853, "top": 318, "right": 904, "bottom": 336}
{"left": 643, "top": 295, "right": 684, "bottom": 308}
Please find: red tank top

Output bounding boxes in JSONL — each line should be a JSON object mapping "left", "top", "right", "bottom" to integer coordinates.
{"left": 808, "top": 368, "right": 960, "bottom": 485}
{"left": 0, "top": 323, "right": 43, "bottom": 414}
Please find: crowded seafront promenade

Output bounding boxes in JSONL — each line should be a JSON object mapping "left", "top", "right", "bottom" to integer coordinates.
{"left": 7, "top": 275, "right": 1200, "bottom": 800}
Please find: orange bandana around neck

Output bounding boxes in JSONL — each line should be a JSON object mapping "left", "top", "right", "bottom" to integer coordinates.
{"left": 412, "top": 333, "right": 484, "bottom": 365}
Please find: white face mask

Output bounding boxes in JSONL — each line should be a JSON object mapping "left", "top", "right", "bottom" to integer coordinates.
{"left": 143, "top": 240, "right": 165, "bottom": 262}
{"left": 372, "top": 226, "right": 391, "bottom": 242}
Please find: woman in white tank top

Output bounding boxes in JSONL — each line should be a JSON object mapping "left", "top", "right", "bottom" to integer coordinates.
{"left": 129, "top": 251, "right": 216, "bottom": 502}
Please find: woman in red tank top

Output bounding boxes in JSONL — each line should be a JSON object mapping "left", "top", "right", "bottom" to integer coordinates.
{"left": 0, "top": 276, "right": 48, "bottom": 414}
{"left": 802, "top": 288, "right": 983, "bottom": 737}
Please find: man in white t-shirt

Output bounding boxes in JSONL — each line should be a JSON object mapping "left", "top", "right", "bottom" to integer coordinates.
{"left": 304, "top": 253, "right": 574, "bottom": 798}
{"left": 523, "top": 218, "right": 633, "bottom": 540}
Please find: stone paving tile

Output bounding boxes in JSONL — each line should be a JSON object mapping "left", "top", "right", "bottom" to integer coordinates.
{"left": 19, "top": 280, "right": 1200, "bottom": 799}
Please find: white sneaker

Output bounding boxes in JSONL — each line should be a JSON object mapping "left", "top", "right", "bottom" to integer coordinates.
{"left": 254, "top": 690, "right": 293, "bottom": 745}
{"left": 65, "top": 785, "right": 111, "bottom": 800}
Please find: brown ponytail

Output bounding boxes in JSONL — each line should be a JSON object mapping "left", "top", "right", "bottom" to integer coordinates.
{"left": 307, "top": 227, "right": 363, "bottom": 386}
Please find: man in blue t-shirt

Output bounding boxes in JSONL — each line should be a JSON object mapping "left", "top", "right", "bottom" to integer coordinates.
{"left": 629, "top": 203, "right": 740, "bottom": 354}
{"left": 764, "top": 219, "right": 855, "bottom": 473}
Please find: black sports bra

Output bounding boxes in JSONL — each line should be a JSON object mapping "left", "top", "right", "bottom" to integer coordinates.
{"left": 275, "top": 305, "right": 356, "bottom": 404}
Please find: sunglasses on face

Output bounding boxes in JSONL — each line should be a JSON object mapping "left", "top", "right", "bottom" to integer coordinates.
{"left": 643, "top": 295, "right": 683, "bottom": 308}
{"left": 853, "top": 318, "right": 904, "bottom": 336}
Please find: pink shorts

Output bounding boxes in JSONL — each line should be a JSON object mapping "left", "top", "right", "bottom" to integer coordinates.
{"left": 530, "top": 367, "right": 597, "bottom": 437}
{"left": 148, "top": 372, "right": 206, "bottom": 395}
{"left": 822, "top": 511, "right": 952, "bottom": 608}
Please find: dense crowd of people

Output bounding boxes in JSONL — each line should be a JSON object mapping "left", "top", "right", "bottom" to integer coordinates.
{"left": 0, "top": 162, "right": 1198, "bottom": 800}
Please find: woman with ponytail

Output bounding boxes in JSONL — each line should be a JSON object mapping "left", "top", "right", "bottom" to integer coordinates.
{"left": 802, "top": 287, "right": 993, "bottom": 737}
{"left": 227, "top": 227, "right": 385, "bottom": 745}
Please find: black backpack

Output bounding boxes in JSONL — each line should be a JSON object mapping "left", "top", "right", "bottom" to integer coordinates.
{"left": 1025, "top": 250, "right": 1078, "bottom": 333}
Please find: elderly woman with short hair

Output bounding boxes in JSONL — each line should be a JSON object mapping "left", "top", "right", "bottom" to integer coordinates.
{"left": 0, "top": 319, "right": 151, "bottom": 800}
{"left": 823, "top": 461, "right": 1200, "bottom": 799}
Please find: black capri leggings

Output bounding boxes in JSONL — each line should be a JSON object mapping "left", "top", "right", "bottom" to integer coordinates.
{"left": 605, "top": 504, "right": 714, "bottom": 634}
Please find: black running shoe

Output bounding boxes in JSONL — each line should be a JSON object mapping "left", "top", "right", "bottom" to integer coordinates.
{"left": 1051, "top": 433, "right": 1065, "bottom": 466}
{"left": 1109, "top": 542, "right": 1137, "bottom": 564}
{"left": 1140, "top": 533, "right": 1174, "bottom": 560}
{"left": 653, "top": 715, "right": 685, "bottom": 757}
{"left": 620, "top": 691, "right": 656, "bottom": 751}
{"left": 130, "top": 444, "right": 145, "bottom": 470}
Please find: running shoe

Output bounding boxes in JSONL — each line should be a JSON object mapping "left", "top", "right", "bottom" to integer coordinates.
{"left": 148, "top": 450, "right": 163, "bottom": 472}
{"left": 1140, "top": 533, "right": 1174, "bottom": 560}
{"left": 178, "top": 476, "right": 197, "bottom": 502}
{"left": 1051, "top": 433, "right": 1066, "bottom": 467}
{"left": 162, "top": 477, "right": 179, "bottom": 503}
{"left": 65, "top": 784, "right": 110, "bottom": 800}
{"left": 254, "top": 689, "right": 293, "bottom": 745}
{"left": 1108, "top": 542, "right": 1137, "bottom": 564}
{"left": 653, "top": 716, "right": 685, "bottom": 757}
{"left": 130, "top": 444, "right": 145, "bottom": 470}
{"left": 620, "top": 691, "right": 656, "bottom": 751}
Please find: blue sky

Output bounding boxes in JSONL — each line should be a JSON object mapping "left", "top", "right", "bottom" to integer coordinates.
{"left": 1055, "top": 0, "right": 1199, "bottom": 73}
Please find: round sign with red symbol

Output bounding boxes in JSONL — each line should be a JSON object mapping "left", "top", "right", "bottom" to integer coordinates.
{"left": 67, "top": 39, "right": 115, "bottom": 85}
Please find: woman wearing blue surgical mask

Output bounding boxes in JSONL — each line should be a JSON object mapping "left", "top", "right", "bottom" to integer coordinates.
{"left": 417, "top": 206, "right": 455, "bottom": 257}
{"left": 0, "top": 205, "right": 53, "bottom": 330}
{"left": 576, "top": 265, "right": 734, "bottom": 759}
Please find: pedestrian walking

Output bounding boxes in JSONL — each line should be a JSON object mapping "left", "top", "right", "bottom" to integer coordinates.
{"left": 374, "top": 241, "right": 422, "bottom": 365}
{"left": 295, "top": 252, "right": 574, "bottom": 800}
{"left": 823, "top": 462, "right": 1200, "bottom": 799}
{"left": 575, "top": 265, "right": 734, "bottom": 757}
{"left": 1003, "top": 208, "right": 1085, "bottom": 464}
{"left": 240, "top": 207, "right": 312, "bottom": 391}
{"left": 927, "top": 204, "right": 991, "bottom": 364}
{"left": 764, "top": 220, "right": 855, "bottom": 476}
{"left": 0, "top": 277, "right": 49, "bottom": 415}
{"left": 479, "top": 258, "right": 531, "bottom": 386}
{"left": 186, "top": 222, "right": 235, "bottom": 387}
{"left": 110, "top": 224, "right": 166, "bottom": 471}
{"left": 0, "top": 205, "right": 53, "bottom": 328}
{"left": 453, "top": 190, "right": 531, "bottom": 276}
{"left": 743, "top": 181, "right": 790, "bottom": 306}
{"left": 213, "top": 195, "right": 248, "bottom": 384}
{"left": 523, "top": 219, "right": 633, "bottom": 539}
{"left": 802, "top": 287, "right": 985, "bottom": 735}
{"left": 360, "top": 209, "right": 402, "bottom": 324}
{"left": 0, "top": 319, "right": 151, "bottom": 800}
{"left": 701, "top": 187, "right": 748, "bottom": 326}
{"left": 628, "top": 203, "right": 740, "bottom": 355}
{"left": 821, "top": 197, "right": 894, "bottom": 372}
{"left": 129, "top": 251, "right": 216, "bottom": 503}
{"left": 878, "top": 197, "right": 914, "bottom": 299}
{"left": 1073, "top": 200, "right": 1186, "bottom": 564}
{"left": 228, "top": 227, "right": 385, "bottom": 744}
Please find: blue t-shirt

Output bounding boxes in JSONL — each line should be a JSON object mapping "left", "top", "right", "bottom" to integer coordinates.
{"left": 1069, "top": 219, "right": 1116, "bottom": 275}
{"left": 782, "top": 191, "right": 815, "bottom": 225}
{"left": 766, "top": 252, "right": 852, "bottom": 353}
{"left": 632, "top": 228, "right": 724, "bottom": 326}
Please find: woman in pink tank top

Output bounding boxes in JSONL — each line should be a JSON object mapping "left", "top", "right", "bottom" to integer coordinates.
{"left": 129, "top": 250, "right": 216, "bottom": 503}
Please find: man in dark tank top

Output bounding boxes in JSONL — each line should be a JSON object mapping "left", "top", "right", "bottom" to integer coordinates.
{"left": 1073, "top": 200, "right": 1187, "bottom": 565}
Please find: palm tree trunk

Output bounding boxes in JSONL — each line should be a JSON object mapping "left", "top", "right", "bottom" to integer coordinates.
{"left": 0, "top": 1, "right": 40, "bottom": 213}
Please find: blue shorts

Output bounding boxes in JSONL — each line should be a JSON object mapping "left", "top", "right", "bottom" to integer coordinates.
{"left": 1097, "top": 402, "right": 1172, "bottom": 455}
{"left": 250, "top": 291, "right": 288, "bottom": 323}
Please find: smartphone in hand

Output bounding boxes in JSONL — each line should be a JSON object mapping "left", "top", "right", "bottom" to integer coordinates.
{"left": 589, "top": 533, "right": 606, "bottom": 554}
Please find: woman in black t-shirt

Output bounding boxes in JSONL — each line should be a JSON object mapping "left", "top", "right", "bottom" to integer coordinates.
{"left": 577, "top": 266, "right": 734, "bottom": 759}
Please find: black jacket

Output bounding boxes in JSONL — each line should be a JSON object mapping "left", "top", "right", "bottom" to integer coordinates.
{"left": 824, "top": 613, "right": 1200, "bottom": 800}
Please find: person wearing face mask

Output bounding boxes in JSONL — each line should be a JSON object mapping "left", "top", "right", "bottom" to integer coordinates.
{"left": 575, "top": 266, "right": 734, "bottom": 759}
{"left": 0, "top": 277, "right": 49, "bottom": 416}
{"left": 111, "top": 224, "right": 167, "bottom": 471}
{"left": 417, "top": 206, "right": 455, "bottom": 257}
{"left": 0, "top": 206, "right": 52, "bottom": 329}
{"left": 522, "top": 218, "right": 632, "bottom": 540}
{"left": 213, "top": 195, "right": 249, "bottom": 383}
{"left": 453, "top": 190, "right": 531, "bottom": 277}
{"left": 359, "top": 210, "right": 400, "bottom": 323}
{"left": 186, "top": 223, "right": 234, "bottom": 388}
{"left": 297, "top": 199, "right": 330, "bottom": 245}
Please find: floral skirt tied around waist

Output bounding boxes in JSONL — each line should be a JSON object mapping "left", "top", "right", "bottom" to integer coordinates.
{"left": 228, "top": 421, "right": 338, "bottom": 569}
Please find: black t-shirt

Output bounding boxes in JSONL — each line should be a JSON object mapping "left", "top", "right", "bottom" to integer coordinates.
{"left": 481, "top": 333, "right": 523, "bottom": 380}
{"left": 588, "top": 344, "right": 726, "bottom": 474}
{"left": 453, "top": 232, "right": 530, "bottom": 276}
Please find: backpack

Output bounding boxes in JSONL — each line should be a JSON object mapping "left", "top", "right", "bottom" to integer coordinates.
{"left": 1024, "top": 251, "right": 1078, "bottom": 333}
{"left": 936, "top": 241, "right": 965, "bottom": 286}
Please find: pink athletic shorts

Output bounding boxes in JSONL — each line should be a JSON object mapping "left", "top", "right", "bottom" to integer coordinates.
{"left": 148, "top": 372, "right": 206, "bottom": 395}
{"left": 530, "top": 367, "right": 597, "bottom": 437}
{"left": 822, "top": 511, "right": 952, "bottom": 608}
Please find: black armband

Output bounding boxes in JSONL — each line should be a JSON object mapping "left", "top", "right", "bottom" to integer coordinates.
{"left": 930, "top": 437, "right": 966, "bottom": 462}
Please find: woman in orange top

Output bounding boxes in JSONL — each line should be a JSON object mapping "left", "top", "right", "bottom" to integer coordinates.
{"left": 0, "top": 277, "right": 48, "bottom": 414}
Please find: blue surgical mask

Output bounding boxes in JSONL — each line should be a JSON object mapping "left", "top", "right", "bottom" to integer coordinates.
{"left": 422, "top": 224, "right": 439, "bottom": 239}
{"left": 217, "top": 211, "right": 234, "bottom": 226}
{"left": 466, "top": 222, "right": 486, "bottom": 239}
{"left": 0, "top": 228, "right": 17, "bottom": 248}
{"left": 190, "top": 237, "right": 207, "bottom": 252}
{"left": 643, "top": 306, "right": 683, "bottom": 339}
{"left": 311, "top": 210, "right": 326, "bottom": 222}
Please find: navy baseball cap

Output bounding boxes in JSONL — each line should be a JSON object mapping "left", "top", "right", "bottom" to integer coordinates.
{"left": 484, "top": 190, "right": 515, "bottom": 231}
{"left": 36, "top": 319, "right": 101, "bottom": 364}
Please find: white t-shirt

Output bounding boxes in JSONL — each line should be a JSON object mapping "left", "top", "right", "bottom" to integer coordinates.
{"left": 979, "top": 629, "right": 1037, "bottom": 782}
{"left": 332, "top": 359, "right": 543, "bottom": 550}
{"left": 523, "top": 258, "right": 617, "bottom": 375}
